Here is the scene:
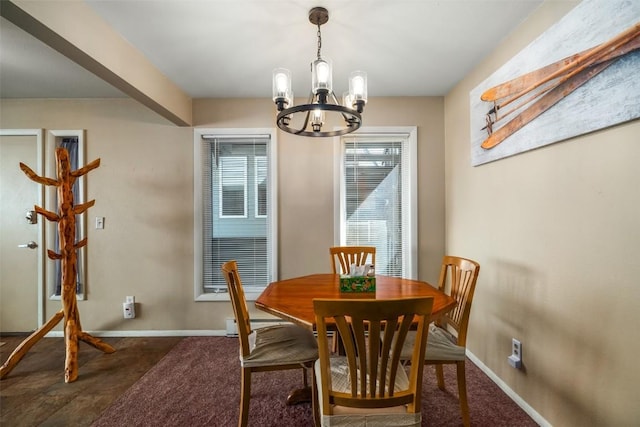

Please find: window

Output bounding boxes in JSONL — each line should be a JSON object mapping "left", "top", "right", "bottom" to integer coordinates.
{"left": 47, "top": 130, "right": 87, "bottom": 300}
{"left": 334, "top": 127, "right": 417, "bottom": 279}
{"left": 194, "top": 129, "right": 277, "bottom": 301}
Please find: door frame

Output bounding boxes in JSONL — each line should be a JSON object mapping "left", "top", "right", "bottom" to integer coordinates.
{"left": 1, "top": 129, "right": 45, "bottom": 327}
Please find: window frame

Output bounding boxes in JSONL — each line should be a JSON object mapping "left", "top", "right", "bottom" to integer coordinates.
{"left": 333, "top": 127, "right": 418, "bottom": 279}
{"left": 193, "top": 128, "right": 278, "bottom": 302}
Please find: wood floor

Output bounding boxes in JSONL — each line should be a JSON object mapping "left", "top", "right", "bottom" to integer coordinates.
{"left": 0, "top": 335, "right": 183, "bottom": 427}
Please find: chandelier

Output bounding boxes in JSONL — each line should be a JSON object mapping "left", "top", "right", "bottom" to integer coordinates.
{"left": 272, "top": 7, "right": 368, "bottom": 137}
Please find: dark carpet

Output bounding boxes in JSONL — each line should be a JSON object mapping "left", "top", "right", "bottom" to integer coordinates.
{"left": 91, "top": 336, "right": 537, "bottom": 427}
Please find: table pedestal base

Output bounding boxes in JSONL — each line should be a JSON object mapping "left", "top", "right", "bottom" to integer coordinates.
{"left": 286, "top": 386, "right": 312, "bottom": 405}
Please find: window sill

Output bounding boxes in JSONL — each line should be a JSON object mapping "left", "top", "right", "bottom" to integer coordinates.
{"left": 50, "top": 293, "right": 86, "bottom": 301}
{"left": 195, "top": 288, "right": 266, "bottom": 302}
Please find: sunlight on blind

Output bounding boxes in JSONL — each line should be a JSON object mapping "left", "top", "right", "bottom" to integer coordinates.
{"left": 342, "top": 134, "right": 407, "bottom": 277}
{"left": 202, "top": 136, "right": 271, "bottom": 292}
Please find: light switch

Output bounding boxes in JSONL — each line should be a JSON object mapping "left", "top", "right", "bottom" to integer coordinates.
{"left": 95, "top": 217, "right": 105, "bottom": 229}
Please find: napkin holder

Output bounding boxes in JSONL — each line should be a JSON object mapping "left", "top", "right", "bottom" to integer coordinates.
{"left": 339, "top": 264, "right": 376, "bottom": 293}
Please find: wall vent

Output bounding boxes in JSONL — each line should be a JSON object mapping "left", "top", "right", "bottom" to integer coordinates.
{"left": 225, "top": 318, "right": 292, "bottom": 337}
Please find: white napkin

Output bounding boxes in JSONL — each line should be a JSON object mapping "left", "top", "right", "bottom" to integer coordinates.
{"left": 348, "top": 263, "right": 375, "bottom": 277}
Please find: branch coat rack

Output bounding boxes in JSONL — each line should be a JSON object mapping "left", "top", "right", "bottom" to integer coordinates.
{"left": 0, "top": 147, "right": 115, "bottom": 383}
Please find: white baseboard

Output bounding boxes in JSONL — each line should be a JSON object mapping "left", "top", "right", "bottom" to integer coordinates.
{"left": 44, "top": 330, "right": 228, "bottom": 338}
{"left": 465, "top": 350, "right": 550, "bottom": 427}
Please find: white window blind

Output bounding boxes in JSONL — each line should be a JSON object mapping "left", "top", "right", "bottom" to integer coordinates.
{"left": 200, "top": 134, "right": 273, "bottom": 293}
{"left": 255, "top": 156, "right": 267, "bottom": 218}
{"left": 219, "top": 156, "right": 247, "bottom": 218}
{"left": 338, "top": 130, "right": 416, "bottom": 278}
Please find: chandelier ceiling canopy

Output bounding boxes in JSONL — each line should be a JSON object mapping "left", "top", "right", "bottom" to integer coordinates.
{"left": 272, "top": 7, "right": 368, "bottom": 137}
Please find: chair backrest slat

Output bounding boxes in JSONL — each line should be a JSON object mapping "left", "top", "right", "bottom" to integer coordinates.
{"left": 330, "top": 246, "right": 376, "bottom": 275}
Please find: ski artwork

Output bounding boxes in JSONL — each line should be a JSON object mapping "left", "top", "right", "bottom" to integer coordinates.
{"left": 469, "top": 0, "right": 640, "bottom": 166}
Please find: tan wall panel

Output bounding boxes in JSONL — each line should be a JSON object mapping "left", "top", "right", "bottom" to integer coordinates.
{"left": 444, "top": 1, "right": 640, "bottom": 425}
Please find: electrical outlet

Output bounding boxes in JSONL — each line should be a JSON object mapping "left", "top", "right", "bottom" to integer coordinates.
{"left": 512, "top": 339, "right": 521, "bottom": 358}
{"left": 508, "top": 338, "right": 522, "bottom": 369}
{"left": 123, "top": 302, "right": 135, "bottom": 319}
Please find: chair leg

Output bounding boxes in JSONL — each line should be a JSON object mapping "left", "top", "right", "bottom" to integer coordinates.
{"left": 456, "top": 361, "right": 470, "bottom": 427}
{"left": 331, "top": 332, "right": 339, "bottom": 354}
{"left": 435, "top": 364, "right": 445, "bottom": 390}
{"left": 302, "top": 366, "right": 308, "bottom": 388}
{"left": 239, "top": 367, "right": 251, "bottom": 427}
{"left": 312, "top": 366, "right": 320, "bottom": 427}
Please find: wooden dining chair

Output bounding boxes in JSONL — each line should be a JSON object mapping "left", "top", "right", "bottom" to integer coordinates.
{"left": 221, "top": 260, "right": 319, "bottom": 427}
{"left": 329, "top": 246, "right": 376, "bottom": 275}
{"left": 313, "top": 297, "right": 434, "bottom": 427}
{"left": 401, "top": 255, "right": 480, "bottom": 427}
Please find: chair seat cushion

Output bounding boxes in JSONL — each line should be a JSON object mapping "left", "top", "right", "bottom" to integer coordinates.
{"left": 401, "top": 324, "right": 466, "bottom": 361}
{"left": 314, "top": 358, "right": 421, "bottom": 427}
{"left": 241, "top": 324, "right": 318, "bottom": 368}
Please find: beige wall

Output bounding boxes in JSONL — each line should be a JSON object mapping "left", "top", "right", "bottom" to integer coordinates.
{"left": 444, "top": 1, "right": 640, "bottom": 425}
{"left": 0, "top": 95, "right": 445, "bottom": 333}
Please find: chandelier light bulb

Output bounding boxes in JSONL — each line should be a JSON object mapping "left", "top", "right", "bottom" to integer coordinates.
{"left": 311, "top": 109, "right": 325, "bottom": 132}
{"left": 272, "top": 68, "right": 292, "bottom": 107}
{"left": 312, "top": 58, "right": 333, "bottom": 93}
{"left": 349, "top": 71, "right": 368, "bottom": 113}
{"left": 352, "top": 76, "right": 364, "bottom": 97}
{"left": 316, "top": 62, "right": 330, "bottom": 85}
{"left": 275, "top": 73, "right": 289, "bottom": 95}
{"left": 349, "top": 71, "right": 368, "bottom": 102}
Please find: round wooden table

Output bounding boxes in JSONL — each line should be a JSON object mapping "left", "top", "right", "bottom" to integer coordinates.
{"left": 255, "top": 274, "right": 457, "bottom": 330}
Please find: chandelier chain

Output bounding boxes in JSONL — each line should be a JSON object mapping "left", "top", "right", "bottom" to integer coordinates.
{"left": 316, "top": 24, "right": 322, "bottom": 60}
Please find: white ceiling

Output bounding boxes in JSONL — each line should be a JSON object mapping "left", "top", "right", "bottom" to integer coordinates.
{"left": 0, "top": 0, "right": 544, "bottom": 100}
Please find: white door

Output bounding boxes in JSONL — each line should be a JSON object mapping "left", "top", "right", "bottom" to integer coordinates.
{"left": 0, "top": 131, "right": 43, "bottom": 333}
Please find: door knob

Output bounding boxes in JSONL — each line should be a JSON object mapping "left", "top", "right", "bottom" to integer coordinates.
{"left": 18, "top": 241, "right": 38, "bottom": 249}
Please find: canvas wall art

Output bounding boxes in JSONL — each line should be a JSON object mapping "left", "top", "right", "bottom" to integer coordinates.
{"left": 470, "top": 0, "right": 640, "bottom": 166}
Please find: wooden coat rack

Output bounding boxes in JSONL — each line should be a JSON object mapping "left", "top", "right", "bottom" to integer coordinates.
{"left": 0, "top": 147, "right": 115, "bottom": 383}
